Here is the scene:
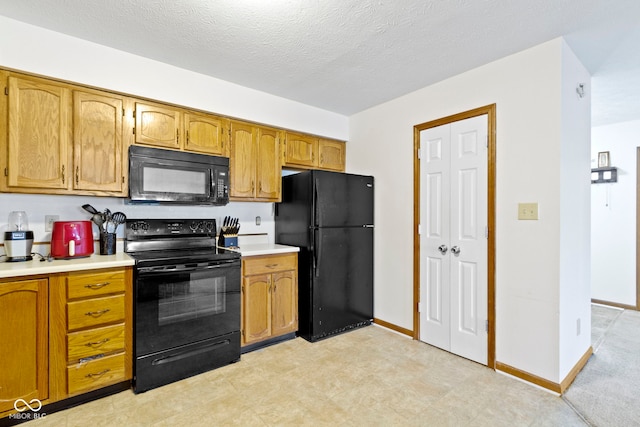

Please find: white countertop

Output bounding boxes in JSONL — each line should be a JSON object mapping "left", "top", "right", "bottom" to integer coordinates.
{"left": 223, "top": 243, "right": 300, "bottom": 257}
{"left": 0, "top": 252, "right": 135, "bottom": 279}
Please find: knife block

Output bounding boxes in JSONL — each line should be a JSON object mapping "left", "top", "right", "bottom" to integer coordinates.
{"left": 218, "top": 232, "right": 238, "bottom": 249}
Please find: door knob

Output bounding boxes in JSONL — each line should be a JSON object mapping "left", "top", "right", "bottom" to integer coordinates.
{"left": 438, "top": 245, "right": 448, "bottom": 255}
{"left": 451, "top": 246, "right": 461, "bottom": 255}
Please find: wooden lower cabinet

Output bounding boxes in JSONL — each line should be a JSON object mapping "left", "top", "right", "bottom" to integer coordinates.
{"left": 241, "top": 253, "right": 298, "bottom": 346}
{"left": 0, "top": 266, "right": 133, "bottom": 419}
{"left": 50, "top": 267, "right": 133, "bottom": 399}
{"left": 0, "top": 278, "right": 49, "bottom": 414}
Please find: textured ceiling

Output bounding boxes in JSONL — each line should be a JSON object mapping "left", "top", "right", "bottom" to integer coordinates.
{"left": 1, "top": 0, "right": 639, "bottom": 125}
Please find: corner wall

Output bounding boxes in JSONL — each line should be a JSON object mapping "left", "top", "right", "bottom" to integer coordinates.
{"left": 348, "top": 38, "right": 592, "bottom": 384}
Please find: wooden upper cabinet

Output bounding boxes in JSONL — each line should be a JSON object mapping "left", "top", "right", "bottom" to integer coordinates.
{"left": 284, "top": 132, "right": 317, "bottom": 168}
{"left": 0, "top": 278, "right": 49, "bottom": 413}
{"left": 73, "top": 90, "right": 124, "bottom": 193}
{"left": 6, "top": 75, "right": 71, "bottom": 190}
{"left": 255, "top": 127, "right": 282, "bottom": 200}
{"left": 318, "top": 139, "right": 346, "bottom": 172}
{"left": 229, "top": 121, "right": 256, "bottom": 199}
{"left": 229, "top": 121, "right": 281, "bottom": 202}
{"left": 184, "top": 113, "right": 227, "bottom": 156}
{"left": 134, "top": 102, "right": 181, "bottom": 149}
{"left": 284, "top": 132, "right": 346, "bottom": 172}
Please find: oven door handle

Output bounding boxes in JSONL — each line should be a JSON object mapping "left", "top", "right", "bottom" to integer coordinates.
{"left": 138, "top": 262, "right": 237, "bottom": 274}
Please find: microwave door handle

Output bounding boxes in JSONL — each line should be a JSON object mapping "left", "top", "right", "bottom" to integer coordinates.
{"left": 210, "top": 170, "right": 215, "bottom": 197}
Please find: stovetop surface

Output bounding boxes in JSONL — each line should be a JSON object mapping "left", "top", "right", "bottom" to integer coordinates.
{"left": 123, "top": 218, "right": 241, "bottom": 267}
{"left": 126, "top": 246, "right": 240, "bottom": 264}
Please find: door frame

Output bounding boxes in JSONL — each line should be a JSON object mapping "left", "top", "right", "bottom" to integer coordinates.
{"left": 412, "top": 104, "right": 496, "bottom": 368}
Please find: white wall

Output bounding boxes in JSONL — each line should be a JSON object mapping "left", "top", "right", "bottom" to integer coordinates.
{"left": 0, "top": 16, "right": 348, "bottom": 250}
{"left": 558, "top": 42, "right": 592, "bottom": 379}
{"left": 348, "top": 38, "right": 592, "bottom": 383}
{"left": 591, "top": 120, "right": 640, "bottom": 306}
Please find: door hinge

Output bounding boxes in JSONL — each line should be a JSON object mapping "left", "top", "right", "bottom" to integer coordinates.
{"left": 122, "top": 108, "right": 125, "bottom": 117}
{"left": 132, "top": 127, "right": 135, "bottom": 135}
{"left": 418, "top": 224, "right": 422, "bottom": 235}
{"left": 418, "top": 301, "right": 423, "bottom": 313}
{"left": 417, "top": 148, "right": 422, "bottom": 159}
{"left": 486, "top": 135, "right": 489, "bottom": 148}
{"left": 4, "top": 167, "right": 7, "bottom": 176}
{"left": 4, "top": 87, "right": 7, "bottom": 96}
{"left": 485, "top": 226, "right": 489, "bottom": 239}
{"left": 486, "top": 320, "right": 489, "bottom": 332}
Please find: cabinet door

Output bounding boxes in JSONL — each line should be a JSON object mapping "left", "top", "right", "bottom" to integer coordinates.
{"left": 184, "top": 113, "right": 227, "bottom": 156}
{"left": 0, "top": 278, "right": 48, "bottom": 413}
{"left": 229, "top": 121, "right": 257, "bottom": 199}
{"left": 7, "top": 76, "right": 71, "bottom": 190}
{"left": 318, "top": 139, "right": 346, "bottom": 172}
{"left": 242, "top": 274, "right": 271, "bottom": 345}
{"left": 134, "top": 102, "right": 181, "bottom": 148}
{"left": 73, "top": 90, "right": 124, "bottom": 193}
{"left": 284, "top": 132, "right": 317, "bottom": 168}
{"left": 271, "top": 270, "right": 297, "bottom": 336}
{"left": 255, "top": 127, "right": 281, "bottom": 201}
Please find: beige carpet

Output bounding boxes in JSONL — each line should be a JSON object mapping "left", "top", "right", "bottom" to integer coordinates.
{"left": 564, "top": 305, "right": 640, "bottom": 427}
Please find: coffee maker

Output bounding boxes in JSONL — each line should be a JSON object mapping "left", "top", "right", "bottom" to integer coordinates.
{"left": 4, "top": 211, "right": 34, "bottom": 262}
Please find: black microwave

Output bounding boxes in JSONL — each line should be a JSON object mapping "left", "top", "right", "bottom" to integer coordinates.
{"left": 128, "top": 145, "right": 229, "bottom": 205}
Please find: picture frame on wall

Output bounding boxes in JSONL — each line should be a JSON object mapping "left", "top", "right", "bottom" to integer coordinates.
{"left": 597, "top": 151, "right": 610, "bottom": 168}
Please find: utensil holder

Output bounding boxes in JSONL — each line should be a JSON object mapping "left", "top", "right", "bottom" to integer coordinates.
{"left": 99, "top": 232, "right": 116, "bottom": 255}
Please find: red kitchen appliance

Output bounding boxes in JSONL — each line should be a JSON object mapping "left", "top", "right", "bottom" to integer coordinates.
{"left": 50, "top": 221, "right": 94, "bottom": 259}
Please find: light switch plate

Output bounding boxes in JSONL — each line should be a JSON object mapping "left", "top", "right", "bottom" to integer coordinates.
{"left": 518, "top": 203, "right": 538, "bottom": 220}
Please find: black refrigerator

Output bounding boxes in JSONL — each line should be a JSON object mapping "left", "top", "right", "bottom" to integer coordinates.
{"left": 275, "top": 170, "right": 374, "bottom": 342}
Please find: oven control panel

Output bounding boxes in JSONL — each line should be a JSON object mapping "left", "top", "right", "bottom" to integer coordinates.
{"left": 126, "top": 219, "right": 217, "bottom": 237}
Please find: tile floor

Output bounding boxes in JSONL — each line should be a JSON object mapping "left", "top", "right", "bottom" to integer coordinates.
{"left": 29, "top": 326, "right": 587, "bottom": 426}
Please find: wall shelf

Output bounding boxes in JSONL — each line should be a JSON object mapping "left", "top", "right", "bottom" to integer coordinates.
{"left": 591, "top": 167, "right": 617, "bottom": 184}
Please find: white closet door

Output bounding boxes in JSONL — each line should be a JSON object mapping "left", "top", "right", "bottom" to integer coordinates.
{"left": 419, "top": 115, "right": 488, "bottom": 365}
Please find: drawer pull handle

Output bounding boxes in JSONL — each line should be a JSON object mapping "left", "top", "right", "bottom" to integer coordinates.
{"left": 85, "top": 282, "right": 110, "bottom": 289}
{"left": 85, "top": 369, "right": 110, "bottom": 379}
{"left": 85, "top": 309, "right": 110, "bottom": 317}
{"left": 85, "top": 338, "right": 110, "bottom": 348}
{"left": 266, "top": 263, "right": 279, "bottom": 268}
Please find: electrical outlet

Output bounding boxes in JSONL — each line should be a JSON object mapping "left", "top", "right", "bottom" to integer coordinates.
{"left": 45, "top": 215, "right": 59, "bottom": 232}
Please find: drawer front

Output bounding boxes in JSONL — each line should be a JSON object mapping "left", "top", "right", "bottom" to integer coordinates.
{"left": 67, "top": 294, "right": 125, "bottom": 331}
{"left": 67, "top": 269, "right": 126, "bottom": 299}
{"left": 243, "top": 253, "right": 296, "bottom": 276}
{"left": 67, "top": 352, "right": 126, "bottom": 395}
{"left": 67, "top": 324, "right": 125, "bottom": 362}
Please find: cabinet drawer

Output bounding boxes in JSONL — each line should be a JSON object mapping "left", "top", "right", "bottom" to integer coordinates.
{"left": 67, "top": 352, "right": 126, "bottom": 395}
{"left": 243, "top": 253, "right": 296, "bottom": 275}
{"left": 67, "top": 324, "right": 125, "bottom": 362}
{"left": 67, "top": 294, "right": 125, "bottom": 331}
{"left": 67, "top": 269, "right": 126, "bottom": 299}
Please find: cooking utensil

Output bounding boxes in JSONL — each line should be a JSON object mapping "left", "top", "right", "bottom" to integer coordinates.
{"left": 82, "top": 204, "right": 99, "bottom": 215}
{"left": 111, "top": 211, "right": 126, "bottom": 226}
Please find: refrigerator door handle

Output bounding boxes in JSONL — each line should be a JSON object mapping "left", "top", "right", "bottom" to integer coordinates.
{"left": 315, "top": 230, "right": 322, "bottom": 277}
{"left": 314, "top": 178, "right": 319, "bottom": 227}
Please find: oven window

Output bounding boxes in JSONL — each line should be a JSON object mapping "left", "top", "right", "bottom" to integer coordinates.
{"left": 158, "top": 277, "right": 225, "bottom": 326}
{"left": 142, "top": 166, "right": 206, "bottom": 195}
